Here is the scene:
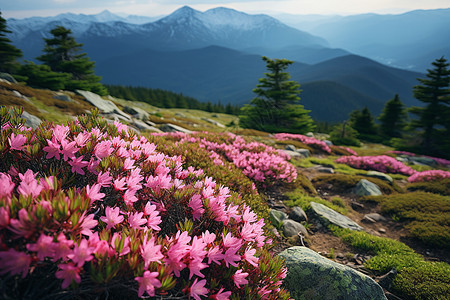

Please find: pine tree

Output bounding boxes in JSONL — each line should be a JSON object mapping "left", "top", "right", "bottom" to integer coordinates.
{"left": 37, "top": 26, "right": 107, "bottom": 95}
{"left": 378, "top": 94, "right": 407, "bottom": 139}
{"left": 239, "top": 56, "right": 315, "bottom": 133}
{"left": 410, "top": 56, "right": 450, "bottom": 156}
{"left": 0, "top": 11, "right": 22, "bottom": 73}
{"left": 349, "top": 107, "right": 379, "bottom": 142}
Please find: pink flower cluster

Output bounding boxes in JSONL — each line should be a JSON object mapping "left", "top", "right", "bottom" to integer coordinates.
{"left": 0, "top": 116, "right": 288, "bottom": 299}
{"left": 177, "top": 133, "right": 297, "bottom": 186}
{"left": 388, "top": 151, "right": 450, "bottom": 167}
{"left": 408, "top": 170, "right": 450, "bottom": 183}
{"left": 335, "top": 155, "right": 417, "bottom": 175}
{"left": 273, "top": 133, "right": 332, "bottom": 153}
{"left": 336, "top": 146, "right": 358, "bottom": 156}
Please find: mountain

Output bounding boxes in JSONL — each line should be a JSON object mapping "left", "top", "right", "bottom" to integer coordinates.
{"left": 8, "top": 6, "right": 335, "bottom": 62}
{"left": 277, "top": 8, "right": 450, "bottom": 71}
{"left": 96, "top": 46, "right": 422, "bottom": 121}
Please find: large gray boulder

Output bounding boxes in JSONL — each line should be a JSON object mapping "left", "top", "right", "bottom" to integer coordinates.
{"left": 76, "top": 90, "right": 130, "bottom": 119}
{"left": 201, "top": 118, "right": 226, "bottom": 128}
{"left": 0, "top": 73, "right": 17, "bottom": 83}
{"left": 355, "top": 179, "right": 382, "bottom": 196}
{"left": 282, "top": 150, "right": 303, "bottom": 158}
{"left": 123, "top": 106, "right": 150, "bottom": 121}
{"left": 310, "top": 202, "right": 364, "bottom": 231}
{"left": 279, "top": 247, "right": 387, "bottom": 300}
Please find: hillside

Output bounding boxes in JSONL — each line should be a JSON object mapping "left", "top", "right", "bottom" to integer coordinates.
{"left": 0, "top": 82, "right": 449, "bottom": 300}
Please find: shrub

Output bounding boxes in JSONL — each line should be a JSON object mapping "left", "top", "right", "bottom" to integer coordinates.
{"left": 0, "top": 108, "right": 290, "bottom": 299}
{"left": 330, "top": 145, "right": 358, "bottom": 156}
{"left": 408, "top": 170, "right": 450, "bottom": 183}
{"left": 335, "top": 155, "right": 416, "bottom": 176}
{"left": 362, "top": 192, "right": 450, "bottom": 248}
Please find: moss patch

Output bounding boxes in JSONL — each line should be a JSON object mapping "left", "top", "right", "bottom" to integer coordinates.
{"left": 362, "top": 192, "right": 450, "bottom": 248}
{"left": 286, "top": 189, "right": 348, "bottom": 215}
{"left": 407, "top": 178, "right": 450, "bottom": 196}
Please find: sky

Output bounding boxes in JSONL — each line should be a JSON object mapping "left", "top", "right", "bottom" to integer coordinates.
{"left": 2, "top": 0, "right": 450, "bottom": 19}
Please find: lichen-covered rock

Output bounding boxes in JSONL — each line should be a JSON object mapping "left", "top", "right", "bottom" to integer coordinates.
{"left": 366, "top": 171, "right": 393, "bottom": 183}
{"left": 270, "top": 209, "right": 288, "bottom": 228}
{"left": 21, "top": 111, "right": 42, "bottom": 129}
{"left": 123, "top": 106, "right": 150, "bottom": 120}
{"left": 278, "top": 247, "right": 387, "bottom": 300}
{"left": 354, "top": 179, "right": 382, "bottom": 196}
{"left": 77, "top": 90, "right": 130, "bottom": 119}
{"left": 310, "top": 202, "right": 363, "bottom": 231}
{"left": 282, "top": 219, "right": 308, "bottom": 237}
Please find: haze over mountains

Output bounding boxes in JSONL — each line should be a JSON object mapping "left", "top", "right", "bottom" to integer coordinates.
{"left": 7, "top": 6, "right": 446, "bottom": 121}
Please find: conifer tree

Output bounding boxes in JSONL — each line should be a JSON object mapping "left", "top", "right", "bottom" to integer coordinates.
{"left": 240, "top": 56, "right": 315, "bottom": 133}
{"left": 378, "top": 94, "right": 407, "bottom": 139}
{"left": 37, "top": 26, "right": 107, "bottom": 95}
{"left": 349, "top": 107, "right": 379, "bottom": 141}
{"left": 0, "top": 11, "right": 23, "bottom": 73}
{"left": 410, "top": 56, "right": 450, "bottom": 156}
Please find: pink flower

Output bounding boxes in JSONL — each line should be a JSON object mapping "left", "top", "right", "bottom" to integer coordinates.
{"left": 43, "top": 138, "right": 61, "bottom": 159}
{"left": 113, "top": 177, "right": 127, "bottom": 191}
{"left": 67, "top": 239, "right": 94, "bottom": 267}
{"left": 190, "top": 278, "right": 208, "bottom": 300}
{"left": 60, "top": 139, "right": 79, "bottom": 161}
{"left": 53, "top": 125, "right": 69, "bottom": 142}
{"left": 100, "top": 207, "right": 124, "bottom": 230}
{"left": 0, "top": 248, "right": 31, "bottom": 278}
{"left": 243, "top": 247, "right": 259, "bottom": 267}
{"left": 53, "top": 233, "right": 74, "bottom": 261}
{"left": 55, "top": 263, "right": 81, "bottom": 289}
{"left": 94, "top": 140, "right": 113, "bottom": 159}
{"left": 123, "top": 157, "right": 135, "bottom": 170}
{"left": 0, "top": 173, "right": 15, "bottom": 202}
{"left": 144, "top": 202, "right": 161, "bottom": 231}
{"left": 17, "top": 169, "right": 42, "bottom": 198}
{"left": 207, "top": 246, "right": 224, "bottom": 265}
{"left": 97, "top": 171, "right": 112, "bottom": 187}
{"left": 128, "top": 212, "right": 147, "bottom": 229}
{"left": 140, "top": 236, "right": 164, "bottom": 268}
{"left": 212, "top": 288, "right": 231, "bottom": 300}
{"left": 86, "top": 184, "right": 105, "bottom": 204}
{"left": 0, "top": 207, "right": 10, "bottom": 228}
{"left": 232, "top": 269, "right": 249, "bottom": 288}
{"left": 69, "top": 155, "right": 89, "bottom": 175}
{"left": 26, "top": 233, "right": 56, "bottom": 261}
{"left": 188, "top": 258, "right": 208, "bottom": 279}
{"left": 223, "top": 247, "right": 240, "bottom": 268}
{"left": 189, "top": 194, "right": 204, "bottom": 221}
{"left": 8, "top": 133, "right": 27, "bottom": 150}
{"left": 80, "top": 213, "right": 98, "bottom": 236}
{"left": 135, "top": 271, "right": 161, "bottom": 297}
{"left": 123, "top": 189, "right": 138, "bottom": 206}
{"left": 9, "top": 208, "right": 34, "bottom": 238}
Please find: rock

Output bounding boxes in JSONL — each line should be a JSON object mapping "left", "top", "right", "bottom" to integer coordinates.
{"left": 269, "top": 209, "right": 288, "bottom": 228}
{"left": 351, "top": 201, "right": 365, "bottom": 210}
{"left": 378, "top": 228, "right": 386, "bottom": 234}
{"left": 317, "top": 167, "right": 334, "bottom": 174}
{"left": 354, "top": 179, "right": 382, "bottom": 196}
{"left": 159, "top": 123, "right": 192, "bottom": 134}
{"left": 130, "top": 119, "right": 156, "bottom": 131}
{"left": 296, "top": 148, "right": 310, "bottom": 158}
{"left": 278, "top": 247, "right": 387, "bottom": 300}
{"left": 21, "top": 111, "right": 42, "bottom": 129}
{"left": 76, "top": 90, "right": 130, "bottom": 119}
{"left": 0, "top": 73, "right": 17, "bottom": 83}
{"left": 395, "top": 157, "right": 408, "bottom": 163}
{"left": 285, "top": 144, "right": 297, "bottom": 151}
{"left": 306, "top": 132, "right": 314, "bottom": 137}
{"left": 282, "top": 149, "right": 302, "bottom": 158}
{"left": 289, "top": 206, "right": 308, "bottom": 222}
{"left": 362, "top": 216, "right": 376, "bottom": 223}
{"left": 365, "top": 213, "right": 387, "bottom": 222}
{"left": 366, "top": 171, "right": 393, "bottom": 183}
{"left": 324, "top": 140, "right": 333, "bottom": 146}
{"left": 201, "top": 118, "right": 226, "bottom": 128}
{"left": 409, "top": 156, "right": 437, "bottom": 167}
{"left": 175, "top": 112, "right": 186, "bottom": 118}
{"left": 123, "top": 106, "right": 150, "bottom": 121}
{"left": 282, "top": 219, "right": 308, "bottom": 237}
{"left": 310, "top": 202, "right": 364, "bottom": 231}
{"left": 145, "top": 120, "right": 157, "bottom": 127}
{"left": 53, "top": 92, "right": 73, "bottom": 102}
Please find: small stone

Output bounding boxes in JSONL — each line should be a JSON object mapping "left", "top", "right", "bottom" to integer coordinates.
{"left": 285, "top": 144, "right": 297, "bottom": 151}
{"left": 351, "top": 201, "right": 365, "bottom": 210}
{"left": 295, "top": 148, "right": 310, "bottom": 158}
{"left": 282, "top": 149, "right": 302, "bottom": 158}
{"left": 378, "top": 228, "right": 386, "bottom": 233}
{"left": 317, "top": 167, "right": 334, "bottom": 174}
{"left": 282, "top": 219, "right": 308, "bottom": 238}
{"left": 354, "top": 179, "right": 382, "bottom": 196}
{"left": 336, "top": 252, "right": 345, "bottom": 259}
{"left": 53, "top": 92, "right": 73, "bottom": 102}
{"left": 362, "top": 216, "right": 376, "bottom": 223}
{"left": 269, "top": 209, "right": 288, "bottom": 228}
{"left": 289, "top": 206, "right": 308, "bottom": 222}
{"left": 366, "top": 213, "right": 387, "bottom": 222}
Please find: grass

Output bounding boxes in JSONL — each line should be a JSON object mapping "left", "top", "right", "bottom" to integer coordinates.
{"left": 407, "top": 178, "right": 450, "bottom": 196}
{"left": 330, "top": 225, "right": 450, "bottom": 300}
{"left": 361, "top": 192, "right": 450, "bottom": 248}
{"left": 285, "top": 188, "right": 348, "bottom": 215}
